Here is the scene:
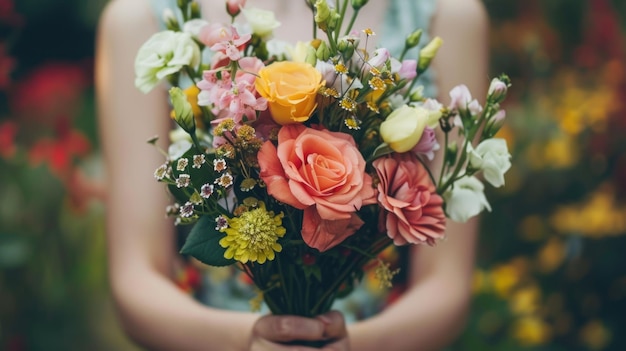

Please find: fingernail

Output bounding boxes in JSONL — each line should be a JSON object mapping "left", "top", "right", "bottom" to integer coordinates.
{"left": 316, "top": 314, "right": 332, "bottom": 324}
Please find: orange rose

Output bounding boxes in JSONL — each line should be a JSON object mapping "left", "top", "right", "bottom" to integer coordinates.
{"left": 254, "top": 61, "right": 323, "bottom": 125}
{"left": 258, "top": 124, "right": 376, "bottom": 251}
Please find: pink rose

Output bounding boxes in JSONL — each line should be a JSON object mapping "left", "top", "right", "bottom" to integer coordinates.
{"left": 258, "top": 124, "right": 376, "bottom": 251}
{"left": 372, "top": 153, "right": 446, "bottom": 245}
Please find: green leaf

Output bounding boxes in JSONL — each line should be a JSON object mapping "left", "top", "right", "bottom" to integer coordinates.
{"left": 180, "top": 216, "right": 235, "bottom": 267}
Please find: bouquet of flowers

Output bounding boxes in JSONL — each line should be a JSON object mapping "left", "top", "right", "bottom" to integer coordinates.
{"left": 135, "top": 0, "right": 511, "bottom": 317}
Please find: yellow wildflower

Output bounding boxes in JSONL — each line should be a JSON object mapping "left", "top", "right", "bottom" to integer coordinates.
{"left": 219, "top": 202, "right": 286, "bottom": 264}
{"left": 512, "top": 315, "right": 552, "bottom": 346}
{"left": 536, "top": 237, "right": 566, "bottom": 273}
{"left": 509, "top": 285, "right": 541, "bottom": 315}
{"left": 580, "top": 320, "right": 612, "bottom": 351}
{"left": 250, "top": 289, "right": 264, "bottom": 312}
{"left": 374, "top": 259, "right": 400, "bottom": 289}
{"left": 363, "top": 28, "right": 375, "bottom": 36}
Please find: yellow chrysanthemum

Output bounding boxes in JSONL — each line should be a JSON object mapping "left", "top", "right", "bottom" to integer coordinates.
{"left": 219, "top": 202, "right": 285, "bottom": 264}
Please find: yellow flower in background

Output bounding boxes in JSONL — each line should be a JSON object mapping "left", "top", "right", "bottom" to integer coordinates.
{"left": 472, "top": 269, "right": 487, "bottom": 294}
{"left": 519, "top": 215, "right": 547, "bottom": 242}
{"left": 536, "top": 237, "right": 566, "bottom": 273}
{"left": 219, "top": 202, "right": 286, "bottom": 263}
{"left": 579, "top": 320, "right": 612, "bottom": 351}
{"left": 550, "top": 184, "right": 626, "bottom": 238}
{"left": 490, "top": 262, "right": 523, "bottom": 298}
{"left": 509, "top": 285, "right": 541, "bottom": 315}
{"left": 543, "top": 134, "right": 578, "bottom": 169}
{"left": 512, "top": 315, "right": 552, "bottom": 346}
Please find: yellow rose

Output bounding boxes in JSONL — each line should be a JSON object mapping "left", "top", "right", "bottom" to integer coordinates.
{"left": 255, "top": 61, "right": 323, "bottom": 125}
{"left": 379, "top": 105, "right": 429, "bottom": 152}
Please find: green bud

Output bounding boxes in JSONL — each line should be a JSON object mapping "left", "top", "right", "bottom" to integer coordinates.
{"left": 327, "top": 12, "right": 340, "bottom": 32}
{"left": 190, "top": 1, "right": 201, "bottom": 19}
{"left": 418, "top": 36, "right": 443, "bottom": 73}
{"left": 316, "top": 41, "right": 331, "bottom": 61}
{"left": 169, "top": 87, "right": 196, "bottom": 134}
{"left": 177, "top": 0, "right": 189, "bottom": 10}
{"left": 445, "top": 141, "right": 458, "bottom": 168}
{"left": 163, "top": 9, "right": 180, "bottom": 31}
{"left": 305, "top": 45, "right": 318, "bottom": 66}
{"left": 408, "top": 86, "right": 425, "bottom": 102}
{"left": 351, "top": 0, "right": 369, "bottom": 10}
{"left": 314, "top": 0, "right": 331, "bottom": 26}
{"left": 405, "top": 29, "right": 423, "bottom": 50}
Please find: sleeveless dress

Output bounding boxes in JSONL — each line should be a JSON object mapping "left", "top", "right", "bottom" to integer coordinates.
{"left": 151, "top": 0, "right": 439, "bottom": 323}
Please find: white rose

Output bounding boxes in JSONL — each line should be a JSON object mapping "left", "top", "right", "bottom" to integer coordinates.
{"left": 443, "top": 176, "right": 491, "bottom": 223}
{"left": 467, "top": 138, "right": 511, "bottom": 188}
{"left": 134, "top": 31, "right": 201, "bottom": 93}
{"left": 241, "top": 7, "right": 280, "bottom": 38}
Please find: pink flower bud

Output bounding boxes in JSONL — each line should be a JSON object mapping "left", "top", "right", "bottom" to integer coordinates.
{"left": 226, "top": 0, "right": 246, "bottom": 17}
{"left": 397, "top": 59, "right": 417, "bottom": 80}
{"left": 367, "top": 48, "right": 390, "bottom": 69}
{"left": 488, "top": 78, "right": 508, "bottom": 103}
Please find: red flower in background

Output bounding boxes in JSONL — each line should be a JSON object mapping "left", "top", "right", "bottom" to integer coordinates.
{"left": 28, "top": 116, "right": 90, "bottom": 177}
{"left": 10, "top": 62, "right": 91, "bottom": 125}
{"left": 0, "top": 0, "right": 23, "bottom": 27}
{"left": 573, "top": 0, "right": 624, "bottom": 68}
{"left": 0, "top": 120, "right": 18, "bottom": 159}
{"left": 0, "top": 44, "right": 15, "bottom": 90}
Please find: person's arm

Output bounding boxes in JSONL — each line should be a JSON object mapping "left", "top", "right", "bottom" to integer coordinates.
{"left": 348, "top": 0, "right": 489, "bottom": 350}
{"left": 96, "top": 1, "right": 259, "bottom": 350}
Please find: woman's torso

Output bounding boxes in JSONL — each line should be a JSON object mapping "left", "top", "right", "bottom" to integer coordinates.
{"left": 151, "top": 0, "right": 439, "bottom": 322}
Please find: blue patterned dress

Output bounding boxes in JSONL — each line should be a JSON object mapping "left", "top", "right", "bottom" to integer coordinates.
{"left": 151, "top": 0, "right": 439, "bottom": 323}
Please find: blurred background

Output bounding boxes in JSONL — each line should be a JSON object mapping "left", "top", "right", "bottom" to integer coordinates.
{"left": 0, "top": 0, "right": 624, "bottom": 350}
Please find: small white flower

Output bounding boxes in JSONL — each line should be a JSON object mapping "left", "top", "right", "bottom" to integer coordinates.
{"left": 134, "top": 30, "right": 201, "bottom": 93}
{"left": 200, "top": 183, "right": 214, "bottom": 198}
{"left": 443, "top": 176, "right": 491, "bottom": 223}
{"left": 216, "top": 172, "right": 234, "bottom": 188}
{"left": 467, "top": 138, "right": 511, "bottom": 188}
{"left": 176, "top": 174, "right": 191, "bottom": 188}
{"left": 176, "top": 158, "right": 189, "bottom": 171}
{"left": 165, "top": 203, "right": 180, "bottom": 216}
{"left": 180, "top": 201, "right": 194, "bottom": 218}
{"left": 192, "top": 154, "right": 206, "bottom": 169}
{"left": 154, "top": 163, "right": 170, "bottom": 180}
{"left": 213, "top": 158, "right": 228, "bottom": 172}
{"left": 215, "top": 215, "right": 229, "bottom": 231}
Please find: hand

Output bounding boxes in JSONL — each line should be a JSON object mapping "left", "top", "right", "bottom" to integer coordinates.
{"left": 249, "top": 310, "right": 350, "bottom": 350}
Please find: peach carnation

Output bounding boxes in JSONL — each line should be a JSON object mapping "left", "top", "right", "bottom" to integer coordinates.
{"left": 372, "top": 153, "right": 446, "bottom": 245}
